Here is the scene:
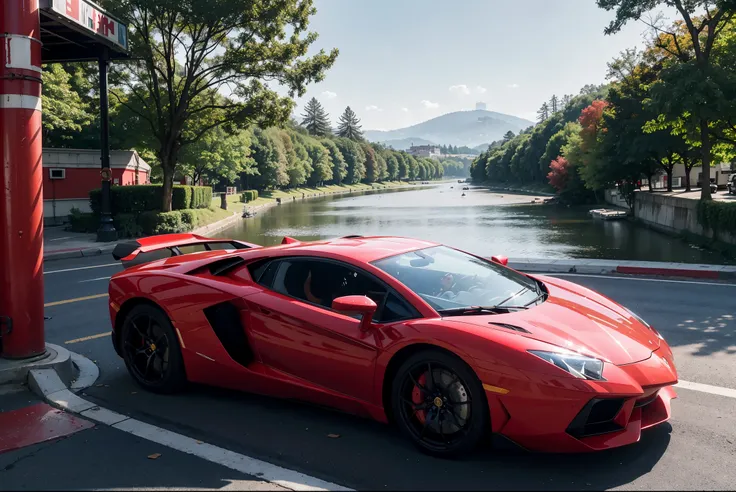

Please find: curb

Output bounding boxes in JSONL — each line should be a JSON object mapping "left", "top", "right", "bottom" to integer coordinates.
{"left": 26, "top": 349, "right": 352, "bottom": 491}
{"left": 0, "top": 343, "right": 74, "bottom": 385}
{"left": 44, "top": 244, "right": 118, "bottom": 262}
{"left": 506, "top": 258, "right": 736, "bottom": 281}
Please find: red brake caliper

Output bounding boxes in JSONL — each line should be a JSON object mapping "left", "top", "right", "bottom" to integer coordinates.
{"left": 412, "top": 373, "right": 428, "bottom": 423}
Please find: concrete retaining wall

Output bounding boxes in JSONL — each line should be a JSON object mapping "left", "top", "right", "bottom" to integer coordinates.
{"left": 634, "top": 192, "right": 736, "bottom": 246}
{"left": 604, "top": 189, "right": 630, "bottom": 209}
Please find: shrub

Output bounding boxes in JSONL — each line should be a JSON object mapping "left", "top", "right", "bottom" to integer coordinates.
{"left": 180, "top": 210, "right": 197, "bottom": 229}
{"left": 172, "top": 185, "right": 193, "bottom": 210}
{"left": 139, "top": 211, "right": 186, "bottom": 235}
{"left": 113, "top": 213, "right": 142, "bottom": 238}
{"left": 241, "top": 190, "right": 258, "bottom": 202}
{"left": 90, "top": 184, "right": 213, "bottom": 214}
{"left": 698, "top": 200, "right": 736, "bottom": 237}
{"left": 194, "top": 186, "right": 213, "bottom": 209}
{"left": 68, "top": 208, "right": 98, "bottom": 233}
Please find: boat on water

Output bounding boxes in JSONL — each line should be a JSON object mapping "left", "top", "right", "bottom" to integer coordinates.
{"left": 589, "top": 208, "right": 628, "bottom": 221}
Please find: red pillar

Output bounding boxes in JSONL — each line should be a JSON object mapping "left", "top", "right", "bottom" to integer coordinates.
{"left": 0, "top": 0, "right": 45, "bottom": 358}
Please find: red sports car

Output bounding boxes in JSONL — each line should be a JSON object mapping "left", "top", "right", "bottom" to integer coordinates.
{"left": 109, "top": 233, "right": 677, "bottom": 456}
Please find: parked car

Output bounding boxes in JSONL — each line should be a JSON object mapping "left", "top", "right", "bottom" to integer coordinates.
{"left": 728, "top": 174, "right": 736, "bottom": 195}
{"left": 109, "top": 233, "right": 678, "bottom": 456}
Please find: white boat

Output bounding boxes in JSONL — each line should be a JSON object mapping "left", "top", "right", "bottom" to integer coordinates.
{"left": 589, "top": 208, "right": 628, "bottom": 220}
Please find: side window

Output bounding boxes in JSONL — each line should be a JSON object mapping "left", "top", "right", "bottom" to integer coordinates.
{"left": 249, "top": 259, "right": 280, "bottom": 287}
{"left": 273, "top": 259, "right": 417, "bottom": 324}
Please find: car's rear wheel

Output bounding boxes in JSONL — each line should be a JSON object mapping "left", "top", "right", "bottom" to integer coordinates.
{"left": 390, "top": 349, "right": 489, "bottom": 458}
{"left": 120, "top": 304, "right": 186, "bottom": 394}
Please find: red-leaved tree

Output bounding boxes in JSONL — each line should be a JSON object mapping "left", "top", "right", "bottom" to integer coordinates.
{"left": 579, "top": 100, "right": 609, "bottom": 151}
{"left": 547, "top": 156, "right": 570, "bottom": 191}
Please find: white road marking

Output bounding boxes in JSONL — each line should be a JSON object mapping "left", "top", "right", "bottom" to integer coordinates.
{"left": 79, "top": 276, "right": 111, "bottom": 283}
{"left": 30, "top": 363, "right": 354, "bottom": 492}
{"left": 551, "top": 273, "right": 736, "bottom": 287}
{"left": 45, "top": 263, "right": 119, "bottom": 275}
{"left": 48, "top": 236, "right": 73, "bottom": 241}
{"left": 676, "top": 380, "right": 736, "bottom": 399}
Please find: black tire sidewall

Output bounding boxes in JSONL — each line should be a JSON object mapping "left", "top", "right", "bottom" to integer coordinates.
{"left": 120, "top": 304, "right": 186, "bottom": 394}
{"left": 390, "top": 349, "right": 489, "bottom": 457}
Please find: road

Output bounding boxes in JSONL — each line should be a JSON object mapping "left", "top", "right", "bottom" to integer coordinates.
{"left": 41, "top": 254, "right": 736, "bottom": 491}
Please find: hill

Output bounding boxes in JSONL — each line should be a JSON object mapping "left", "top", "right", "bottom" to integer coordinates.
{"left": 365, "top": 110, "right": 534, "bottom": 149}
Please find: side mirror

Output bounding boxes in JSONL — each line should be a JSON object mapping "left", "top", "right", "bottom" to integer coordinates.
{"left": 491, "top": 255, "right": 509, "bottom": 266}
{"left": 332, "top": 295, "right": 378, "bottom": 331}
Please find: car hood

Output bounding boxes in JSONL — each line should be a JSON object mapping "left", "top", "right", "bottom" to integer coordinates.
{"left": 449, "top": 275, "right": 660, "bottom": 365}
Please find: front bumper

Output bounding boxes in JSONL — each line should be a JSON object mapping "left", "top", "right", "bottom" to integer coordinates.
{"left": 486, "top": 346, "right": 678, "bottom": 453}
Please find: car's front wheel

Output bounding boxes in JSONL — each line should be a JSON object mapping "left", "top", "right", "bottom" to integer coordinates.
{"left": 390, "top": 349, "right": 489, "bottom": 458}
{"left": 120, "top": 304, "right": 186, "bottom": 394}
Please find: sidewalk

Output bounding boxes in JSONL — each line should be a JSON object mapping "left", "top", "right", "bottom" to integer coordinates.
{"left": 0, "top": 386, "right": 289, "bottom": 491}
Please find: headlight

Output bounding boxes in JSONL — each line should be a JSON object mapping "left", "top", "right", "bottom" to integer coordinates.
{"left": 528, "top": 350, "right": 605, "bottom": 380}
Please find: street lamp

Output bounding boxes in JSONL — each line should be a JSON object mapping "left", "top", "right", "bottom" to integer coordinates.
{"left": 97, "top": 47, "right": 117, "bottom": 242}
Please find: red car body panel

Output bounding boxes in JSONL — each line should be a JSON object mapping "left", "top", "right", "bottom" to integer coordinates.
{"left": 108, "top": 234, "right": 678, "bottom": 453}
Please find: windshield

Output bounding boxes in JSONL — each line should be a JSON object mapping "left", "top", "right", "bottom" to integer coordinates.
{"left": 372, "top": 246, "right": 542, "bottom": 313}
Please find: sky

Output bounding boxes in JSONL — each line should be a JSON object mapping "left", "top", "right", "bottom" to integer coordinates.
{"left": 291, "top": 0, "right": 672, "bottom": 131}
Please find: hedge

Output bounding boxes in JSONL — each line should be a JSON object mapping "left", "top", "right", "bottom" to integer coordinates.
{"left": 698, "top": 200, "right": 736, "bottom": 237}
{"left": 241, "top": 189, "right": 258, "bottom": 202}
{"left": 68, "top": 209, "right": 98, "bottom": 233}
{"left": 90, "top": 184, "right": 212, "bottom": 215}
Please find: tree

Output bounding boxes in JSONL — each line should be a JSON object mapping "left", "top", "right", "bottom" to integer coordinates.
{"left": 250, "top": 128, "right": 289, "bottom": 190}
{"left": 562, "top": 94, "right": 573, "bottom": 107}
{"left": 385, "top": 153, "right": 399, "bottom": 180}
{"left": 105, "top": 0, "right": 338, "bottom": 211}
{"left": 502, "top": 130, "right": 516, "bottom": 142}
{"left": 550, "top": 94, "right": 559, "bottom": 113}
{"left": 596, "top": 0, "right": 736, "bottom": 200}
{"left": 319, "top": 138, "right": 347, "bottom": 185}
{"left": 335, "top": 137, "right": 365, "bottom": 183}
{"left": 179, "top": 127, "right": 255, "bottom": 186}
{"left": 335, "top": 106, "right": 363, "bottom": 140}
{"left": 361, "top": 143, "right": 378, "bottom": 183}
{"left": 302, "top": 138, "right": 332, "bottom": 187}
{"left": 537, "top": 102, "right": 550, "bottom": 122}
{"left": 301, "top": 97, "right": 332, "bottom": 137}
{"left": 41, "top": 64, "right": 94, "bottom": 145}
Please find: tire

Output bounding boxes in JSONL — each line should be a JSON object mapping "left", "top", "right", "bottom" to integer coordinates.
{"left": 390, "top": 349, "right": 489, "bottom": 458}
{"left": 120, "top": 304, "right": 187, "bottom": 394}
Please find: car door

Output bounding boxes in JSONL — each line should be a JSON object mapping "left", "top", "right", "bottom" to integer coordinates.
{"left": 244, "top": 257, "right": 418, "bottom": 402}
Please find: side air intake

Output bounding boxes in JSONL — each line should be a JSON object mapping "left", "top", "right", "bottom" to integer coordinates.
{"left": 203, "top": 301, "right": 253, "bottom": 367}
{"left": 489, "top": 322, "right": 531, "bottom": 334}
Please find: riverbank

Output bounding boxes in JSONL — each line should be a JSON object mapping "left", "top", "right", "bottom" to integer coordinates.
{"left": 475, "top": 181, "right": 556, "bottom": 197}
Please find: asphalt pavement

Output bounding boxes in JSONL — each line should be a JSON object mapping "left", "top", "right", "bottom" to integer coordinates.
{"left": 32, "top": 254, "right": 736, "bottom": 490}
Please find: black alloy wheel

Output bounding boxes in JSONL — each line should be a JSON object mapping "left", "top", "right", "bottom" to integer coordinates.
{"left": 391, "top": 349, "right": 489, "bottom": 457}
{"left": 121, "top": 304, "right": 186, "bottom": 394}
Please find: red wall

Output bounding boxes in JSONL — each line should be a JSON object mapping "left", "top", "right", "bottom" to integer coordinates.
{"left": 43, "top": 168, "right": 149, "bottom": 200}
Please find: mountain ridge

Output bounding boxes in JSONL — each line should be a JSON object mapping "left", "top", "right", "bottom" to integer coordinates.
{"left": 365, "top": 109, "right": 534, "bottom": 150}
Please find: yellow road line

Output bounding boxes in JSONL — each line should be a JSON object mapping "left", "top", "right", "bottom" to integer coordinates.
{"left": 44, "top": 293, "right": 108, "bottom": 307}
{"left": 65, "top": 332, "right": 111, "bottom": 344}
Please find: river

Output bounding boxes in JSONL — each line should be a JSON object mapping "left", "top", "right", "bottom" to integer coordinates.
{"left": 215, "top": 182, "right": 734, "bottom": 265}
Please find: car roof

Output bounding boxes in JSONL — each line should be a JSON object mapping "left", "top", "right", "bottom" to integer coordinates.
{"left": 271, "top": 236, "right": 439, "bottom": 263}
{"left": 120, "top": 236, "right": 439, "bottom": 274}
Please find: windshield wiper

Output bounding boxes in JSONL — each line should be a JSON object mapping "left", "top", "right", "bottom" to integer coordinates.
{"left": 438, "top": 305, "right": 526, "bottom": 316}
{"left": 522, "top": 291, "right": 547, "bottom": 307}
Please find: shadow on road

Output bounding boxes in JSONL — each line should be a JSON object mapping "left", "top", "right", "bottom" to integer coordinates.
{"left": 84, "top": 375, "right": 672, "bottom": 491}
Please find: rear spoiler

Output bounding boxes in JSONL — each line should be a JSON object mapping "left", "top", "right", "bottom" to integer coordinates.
{"left": 112, "top": 233, "right": 260, "bottom": 269}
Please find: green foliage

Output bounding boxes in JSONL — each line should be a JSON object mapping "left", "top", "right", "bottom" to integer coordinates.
{"left": 139, "top": 211, "right": 186, "bottom": 236}
{"left": 172, "top": 186, "right": 193, "bottom": 211}
{"left": 90, "top": 184, "right": 211, "bottom": 215}
{"left": 698, "top": 200, "right": 736, "bottom": 236}
{"left": 190, "top": 187, "right": 213, "bottom": 209}
{"left": 301, "top": 97, "right": 333, "bottom": 137}
{"left": 41, "top": 64, "right": 94, "bottom": 144}
{"left": 241, "top": 190, "right": 259, "bottom": 202}
{"left": 336, "top": 106, "right": 363, "bottom": 140}
{"left": 68, "top": 208, "right": 98, "bottom": 233}
{"left": 335, "top": 138, "right": 366, "bottom": 184}
{"left": 113, "top": 213, "right": 143, "bottom": 238}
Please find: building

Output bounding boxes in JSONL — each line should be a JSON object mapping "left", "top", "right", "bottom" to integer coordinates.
{"left": 43, "top": 148, "right": 151, "bottom": 224}
{"left": 408, "top": 144, "right": 441, "bottom": 159}
{"left": 475, "top": 102, "right": 487, "bottom": 111}
{"left": 650, "top": 162, "right": 733, "bottom": 189}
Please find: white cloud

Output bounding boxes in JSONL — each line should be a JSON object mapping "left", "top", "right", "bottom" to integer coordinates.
{"left": 449, "top": 84, "right": 471, "bottom": 96}
{"left": 321, "top": 90, "right": 337, "bottom": 99}
{"left": 421, "top": 100, "right": 439, "bottom": 109}
{"left": 401, "top": 107, "right": 409, "bottom": 112}
{"left": 475, "top": 85, "right": 487, "bottom": 94}
{"left": 507, "top": 84, "right": 520, "bottom": 89}
{"left": 365, "top": 105, "right": 383, "bottom": 112}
